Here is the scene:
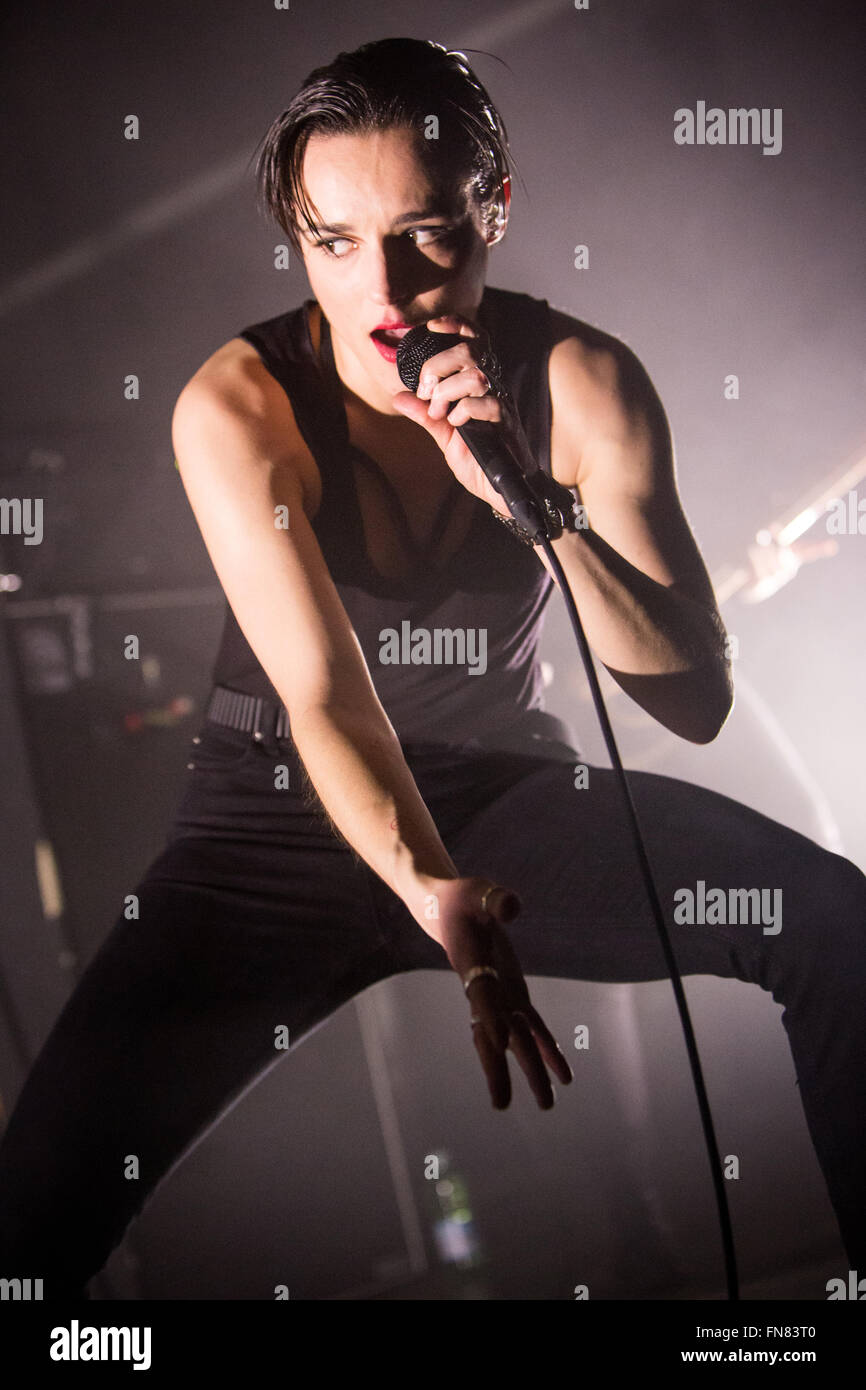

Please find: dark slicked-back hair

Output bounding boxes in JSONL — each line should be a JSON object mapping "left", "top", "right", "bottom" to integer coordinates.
{"left": 253, "top": 37, "right": 513, "bottom": 252}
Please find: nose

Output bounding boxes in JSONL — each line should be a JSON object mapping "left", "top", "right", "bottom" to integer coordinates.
{"left": 366, "top": 239, "right": 411, "bottom": 308}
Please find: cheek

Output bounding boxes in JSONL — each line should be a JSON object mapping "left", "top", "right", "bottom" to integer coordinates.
{"left": 302, "top": 258, "right": 348, "bottom": 317}
{"left": 448, "top": 226, "right": 488, "bottom": 280}
{"left": 306, "top": 252, "right": 355, "bottom": 293}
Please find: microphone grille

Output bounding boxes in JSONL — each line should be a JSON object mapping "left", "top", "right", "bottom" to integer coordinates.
{"left": 395, "top": 327, "right": 465, "bottom": 392}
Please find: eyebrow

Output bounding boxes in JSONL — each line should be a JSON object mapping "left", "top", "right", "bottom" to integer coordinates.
{"left": 308, "top": 207, "right": 457, "bottom": 236}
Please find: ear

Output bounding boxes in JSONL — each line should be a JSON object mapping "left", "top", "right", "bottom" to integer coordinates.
{"left": 486, "top": 174, "right": 511, "bottom": 246}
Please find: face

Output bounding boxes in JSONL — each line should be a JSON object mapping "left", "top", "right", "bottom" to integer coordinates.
{"left": 297, "top": 125, "right": 502, "bottom": 412}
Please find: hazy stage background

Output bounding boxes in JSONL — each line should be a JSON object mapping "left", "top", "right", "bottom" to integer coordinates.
{"left": 1, "top": 0, "right": 863, "bottom": 1299}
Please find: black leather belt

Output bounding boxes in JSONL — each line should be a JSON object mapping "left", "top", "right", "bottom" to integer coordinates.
{"left": 205, "top": 685, "right": 291, "bottom": 740}
{"left": 205, "top": 684, "right": 579, "bottom": 761}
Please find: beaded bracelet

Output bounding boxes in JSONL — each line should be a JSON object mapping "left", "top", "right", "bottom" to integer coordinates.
{"left": 490, "top": 482, "right": 584, "bottom": 546}
{"left": 489, "top": 507, "right": 541, "bottom": 546}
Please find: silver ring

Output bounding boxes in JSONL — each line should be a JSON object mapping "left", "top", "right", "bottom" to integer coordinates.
{"left": 462, "top": 964, "right": 500, "bottom": 995}
{"left": 470, "top": 1016, "right": 483, "bottom": 1027}
{"left": 480, "top": 884, "right": 496, "bottom": 915}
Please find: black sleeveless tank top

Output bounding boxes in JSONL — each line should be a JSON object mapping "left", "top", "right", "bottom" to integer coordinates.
{"left": 209, "top": 285, "right": 580, "bottom": 760}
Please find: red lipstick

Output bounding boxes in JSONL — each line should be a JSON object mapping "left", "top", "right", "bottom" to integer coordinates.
{"left": 369, "top": 321, "right": 414, "bottom": 363}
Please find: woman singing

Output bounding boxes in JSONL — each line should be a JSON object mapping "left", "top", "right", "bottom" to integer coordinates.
{"left": 1, "top": 36, "right": 864, "bottom": 1299}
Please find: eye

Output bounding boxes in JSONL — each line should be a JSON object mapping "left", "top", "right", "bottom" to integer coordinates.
{"left": 314, "top": 237, "right": 354, "bottom": 258}
{"left": 407, "top": 226, "right": 456, "bottom": 247}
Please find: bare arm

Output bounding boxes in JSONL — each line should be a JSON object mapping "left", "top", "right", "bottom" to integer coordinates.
{"left": 544, "top": 312, "right": 733, "bottom": 743}
{"left": 171, "top": 354, "right": 457, "bottom": 941}
{"left": 391, "top": 310, "right": 733, "bottom": 745}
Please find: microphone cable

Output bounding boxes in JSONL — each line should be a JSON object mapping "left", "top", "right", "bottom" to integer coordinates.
{"left": 538, "top": 534, "right": 739, "bottom": 1302}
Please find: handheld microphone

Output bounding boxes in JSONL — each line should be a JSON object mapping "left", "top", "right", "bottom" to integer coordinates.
{"left": 396, "top": 326, "right": 549, "bottom": 540}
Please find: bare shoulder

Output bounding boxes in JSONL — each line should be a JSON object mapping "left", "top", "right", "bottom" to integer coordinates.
{"left": 546, "top": 306, "right": 672, "bottom": 492}
{"left": 548, "top": 308, "right": 664, "bottom": 420}
{"left": 173, "top": 336, "right": 322, "bottom": 519}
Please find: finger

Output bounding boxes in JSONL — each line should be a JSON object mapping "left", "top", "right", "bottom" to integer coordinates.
{"left": 465, "top": 973, "right": 510, "bottom": 1052}
{"left": 472, "top": 1019, "right": 511, "bottom": 1109}
{"left": 507, "top": 1011, "right": 555, "bottom": 1110}
{"left": 478, "top": 884, "right": 522, "bottom": 925}
{"left": 523, "top": 1006, "right": 573, "bottom": 1085}
{"left": 429, "top": 368, "right": 493, "bottom": 420}
{"left": 444, "top": 393, "right": 502, "bottom": 427}
{"left": 418, "top": 343, "right": 483, "bottom": 399}
{"left": 391, "top": 388, "right": 432, "bottom": 423}
{"left": 481, "top": 933, "right": 571, "bottom": 1085}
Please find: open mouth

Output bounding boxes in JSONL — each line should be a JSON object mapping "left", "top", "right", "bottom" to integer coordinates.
{"left": 370, "top": 325, "right": 413, "bottom": 347}
{"left": 369, "top": 324, "right": 415, "bottom": 363}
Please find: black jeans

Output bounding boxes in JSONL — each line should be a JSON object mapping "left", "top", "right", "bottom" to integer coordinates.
{"left": 1, "top": 716, "right": 865, "bottom": 1296}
